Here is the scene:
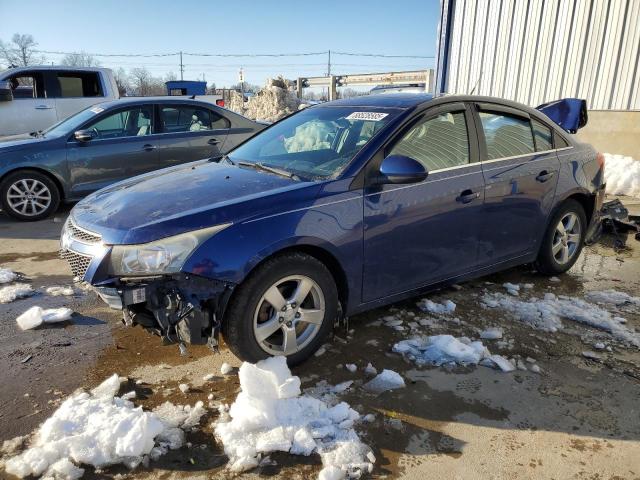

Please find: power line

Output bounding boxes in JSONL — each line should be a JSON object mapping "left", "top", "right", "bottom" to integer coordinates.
{"left": 35, "top": 49, "right": 434, "bottom": 59}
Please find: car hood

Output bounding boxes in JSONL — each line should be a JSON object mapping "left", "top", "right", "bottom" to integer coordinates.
{"left": 71, "top": 160, "right": 320, "bottom": 244}
{"left": 0, "top": 133, "right": 49, "bottom": 151}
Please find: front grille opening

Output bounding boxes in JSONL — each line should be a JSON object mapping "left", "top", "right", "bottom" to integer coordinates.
{"left": 68, "top": 223, "right": 101, "bottom": 244}
{"left": 60, "top": 250, "right": 92, "bottom": 278}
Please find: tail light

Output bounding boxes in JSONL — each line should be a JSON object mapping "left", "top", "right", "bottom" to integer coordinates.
{"left": 596, "top": 152, "right": 605, "bottom": 173}
{"left": 216, "top": 99, "right": 225, "bottom": 107}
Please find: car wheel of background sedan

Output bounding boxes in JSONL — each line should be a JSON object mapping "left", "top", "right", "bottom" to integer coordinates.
{"left": 535, "top": 199, "right": 586, "bottom": 275}
{"left": 222, "top": 252, "right": 338, "bottom": 365}
{"left": 0, "top": 170, "right": 61, "bottom": 221}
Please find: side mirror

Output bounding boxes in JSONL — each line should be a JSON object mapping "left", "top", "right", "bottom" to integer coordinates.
{"left": 377, "top": 154, "right": 428, "bottom": 184}
{"left": 74, "top": 130, "right": 95, "bottom": 143}
{"left": 0, "top": 81, "right": 13, "bottom": 102}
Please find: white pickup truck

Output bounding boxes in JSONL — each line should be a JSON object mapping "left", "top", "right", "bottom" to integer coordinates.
{"left": 0, "top": 66, "right": 119, "bottom": 137}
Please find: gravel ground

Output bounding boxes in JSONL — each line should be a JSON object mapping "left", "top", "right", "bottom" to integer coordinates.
{"left": 1, "top": 199, "right": 639, "bottom": 480}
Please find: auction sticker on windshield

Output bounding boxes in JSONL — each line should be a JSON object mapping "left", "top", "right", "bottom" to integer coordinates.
{"left": 345, "top": 112, "right": 389, "bottom": 121}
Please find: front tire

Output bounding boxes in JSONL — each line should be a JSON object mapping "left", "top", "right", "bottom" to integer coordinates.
{"left": 535, "top": 199, "right": 587, "bottom": 275}
{"left": 222, "top": 252, "right": 338, "bottom": 365}
{"left": 0, "top": 170, "right": 60, "bottom": 221}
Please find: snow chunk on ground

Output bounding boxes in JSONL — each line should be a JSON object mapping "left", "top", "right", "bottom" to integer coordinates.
{"left": 214, "top": 356, "right": 373, "bottom": 478}
{"left": 503, "top": 283, "right": 520, "bottom": 296}
{"left": 488, "top": 355, "right": 516, "bottom": 372}
{"left": 603, "top": 153, "right": 640, "bottom": 198}
{"left": 417, "top": 299, "right": 456, "bottom": 315}
{"left": 45, "top": 286, "right": 75, "bottom": 296}
{"left": 0, "top": 283, "right": 34, "bottom": 303}
{"left": 484, "top": 292, "right": 640, "bottom": 347}
{"left": 220, "top": 362, "right": 233, "bottom": 375}
{"left": 393, "top": 335, "right": 488, "bottom": 366}
{"left": 585, "top": 289, "right": 640, "bottom": 306}
{"left": 363, "top": 370, "right": 405, "bottom": 393}
{"left": 16, "top": 306, "right": 73, "bottom": 330}
{"left": 480, "top": 327, "right": 503, "bottom": 340}
{"left": 0, "top": 267, "right": 17, "bottom": 284}
{"left": 4, "top": 374, "right": 205, "bottom": 478}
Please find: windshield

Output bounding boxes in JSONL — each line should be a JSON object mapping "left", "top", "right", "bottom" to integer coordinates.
{"left": 228, "top": 106, "right": 397, "bottom": 179}
{"left": 42, "top": 104, "right": 109, "bottom": 138}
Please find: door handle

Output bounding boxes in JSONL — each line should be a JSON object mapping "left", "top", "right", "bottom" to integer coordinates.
{"left": 142, "top": 144, "right": 156, "bottom": 151}
{"left": 35, "top": 105, "right": 53, "bottom": 110}
{"left": 207, "top": 138, "right": 221, "bottom": 145}
{"left": 536, "top": 170, "right": 555, "bottom": 183}
{"left": 456, "top": 189, "right": 480, "bottom": 204}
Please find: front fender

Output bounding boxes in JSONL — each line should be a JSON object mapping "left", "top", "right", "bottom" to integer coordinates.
{"left": 182, "top": 188, "right": 364, "bottom": 309}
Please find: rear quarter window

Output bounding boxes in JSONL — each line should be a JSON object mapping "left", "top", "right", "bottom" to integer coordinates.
{"left": 532, "top": 119, "right": 553, "bottom": 151}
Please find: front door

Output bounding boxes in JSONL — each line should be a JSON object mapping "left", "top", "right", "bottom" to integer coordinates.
{"left": 473, "top": 105, "right": 561, "bottom": 265}
{"left": 0, "top": 71, "right": 57, "bottom": 136}
{"left": 363, "top": 105, "right": 485, "bottom": 302}
{"left": 66, "top": 104, "right": 159, "bottom": 197}
{"left": 154, "top": 104, "right": 230, "bottom": 168}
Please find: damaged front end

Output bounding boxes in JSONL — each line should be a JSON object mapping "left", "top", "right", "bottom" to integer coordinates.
{"left": 94, "top": 274, "right": 234, "bottom": 350}
{"left": 60, "top": 217, "right": 235, "bottom": 351}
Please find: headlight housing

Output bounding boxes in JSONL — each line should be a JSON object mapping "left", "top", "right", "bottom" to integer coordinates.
{"left": 108, "top": 223, "right": 231, "bottom": 276}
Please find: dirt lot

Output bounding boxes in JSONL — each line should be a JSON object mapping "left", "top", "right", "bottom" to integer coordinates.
{"left": 1, "top": 199, "right": 639, "bottom": 480}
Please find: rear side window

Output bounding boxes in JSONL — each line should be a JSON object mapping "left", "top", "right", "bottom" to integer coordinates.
{"left": 532, "top": 119, "right": 553, "bottom": 151}
{"left": 390, "top": 111, "right": 470, "bottom": 171}
{"left": 55, "top": 72, "right": 103, "bottom": 98}
{"left": 161, "top": 106, "right": 230, "bottom": 132}
{"left": 479, "top": 111, "right": 535, "bottom": 159}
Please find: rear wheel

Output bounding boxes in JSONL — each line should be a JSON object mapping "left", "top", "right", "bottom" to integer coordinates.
{"left": 222, "top": 252, "right": 338, "bottom": 365}
{"left": 0, "top": 170, "right": 60, "bottom": 221}
{"left": 535, "top": 199, "right": 586, "bottom": 275}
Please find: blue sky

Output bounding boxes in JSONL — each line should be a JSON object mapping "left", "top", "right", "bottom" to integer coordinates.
{"left": 0, "top": 0, "right": 441, "bottom": 87}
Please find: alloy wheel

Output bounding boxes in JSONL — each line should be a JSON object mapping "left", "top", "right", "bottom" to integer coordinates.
{"left": 6, "top": 178, "right": 52, "bottom": 217}
{"left": 552, "top": 212, "right": 581, "bottom": 265}
{"left": 253, "top": 274, "right": 326, "bottom": 356}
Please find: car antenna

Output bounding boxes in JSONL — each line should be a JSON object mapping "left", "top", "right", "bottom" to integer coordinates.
{"left": 190, "top": 94, "right": 196, "bottom": 99}
{"left": 469, "top": 69, "right": 483, "bottom": 95}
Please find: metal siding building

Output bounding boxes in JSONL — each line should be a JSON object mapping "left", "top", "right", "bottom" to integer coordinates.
{"left": 435, "top": 0, "right": 640, "bottom": 111}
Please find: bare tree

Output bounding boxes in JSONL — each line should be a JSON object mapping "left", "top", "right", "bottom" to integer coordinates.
{"left": 129, "top": 67, "right": 164, "bottom": 96}
{"left": 61, "top": 51, "right": 101, "bottom": 67}
{"left": 113, "top": 67, "right": 130, "bottom": 96}
{"left": 164, "top": 71, "right": 177, "bottom": 82}
{"left": 0, "top": 33, "right": 45, "bottom": 67}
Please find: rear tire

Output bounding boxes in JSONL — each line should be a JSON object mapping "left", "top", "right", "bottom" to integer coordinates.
{"left": 0, "top": 170, "right": 60, "bottom": 221}
{"left": 222, "top": 252, "right": 338, "bottom": 366}
{"left": 535, "top": 199, "right": 587, "bottom": 275}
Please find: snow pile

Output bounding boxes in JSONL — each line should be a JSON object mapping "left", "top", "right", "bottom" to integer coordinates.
{"left": 417, "top": 299, "right": 456, "bottom": 315}
{"left": 585, "top": 289, "right": 640, "bottom": 307}
{"left": 363, "top": 370, "right": 405, "bottom": 393}
{"left": 484, "top": 292, "right": 640, "bottom": 347}
{"left": 284, "top": 120, "right": 333, "bottom": 153}
{"left": 393, "top": 335, "right": 489, "bottom": 366}
{"left": 45, "top": 286, "right": 75, "bottom": 297}
{"left": 227, "top": 76, "right": 302, "bottom": 123}
{"left": 0, "top": 283, "right": 34, "bottom": 303}
{"left": 214, "top": 356, "right": 373, "bottom": 478}
{"left": 0, "top": 267, "right": 17, "bottom": 284}
{"left": 4, "top": 374, "right": 206, "bottom": 478}
{"left": 603, "top": 153, "right": 640, "bottom": 198}
{"left": 16, "top": 306, "right": 73, "bottom": 330}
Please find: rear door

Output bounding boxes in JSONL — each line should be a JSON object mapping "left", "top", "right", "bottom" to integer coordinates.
{"left": 0, "top": 71, "right": 56, "bottom": 135}
{"left": 473, "top": 103, "right": 560, "bottom": 266}
{"left": 49, "top": 70, "right": 106, "bottom": 121}
{"left": 362, "top": 103, "right": 485, "bottom": 302}
{"left": 66, "top": 104, "right": 159, "bottom": 197}
{"left": 154, "top": 103, "right": 230, "bottom": 168}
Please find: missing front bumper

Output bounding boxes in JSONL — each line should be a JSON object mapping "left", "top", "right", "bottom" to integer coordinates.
{"left": 92, "top": 274, "right": 235, "bottom": 348}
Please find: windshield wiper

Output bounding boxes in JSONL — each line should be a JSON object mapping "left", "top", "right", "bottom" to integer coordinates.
{"left": 237, "top": 161, "right": 299, "bottom": 180}
{"left": 209, "top": 154, "right": 235, "bottom": 165}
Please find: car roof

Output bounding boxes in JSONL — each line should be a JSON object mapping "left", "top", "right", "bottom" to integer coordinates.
{"left": 93, "top": 96, "right": 220, "bottom": 109}
{"left": 322, "top": 93, "right": 433, "bottom": 109}
{"left": 4, "top": 65, "right": 113, "bottom": 74}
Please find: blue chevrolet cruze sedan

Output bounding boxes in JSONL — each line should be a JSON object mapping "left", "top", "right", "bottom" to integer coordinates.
{"left": 60, "top": 94, "right": 605, "bottom": 364}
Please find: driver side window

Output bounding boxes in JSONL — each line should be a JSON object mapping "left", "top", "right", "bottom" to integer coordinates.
{"left": 86, "top": 106, "right": 153, "bottom": 139}
{"left": 390, "top": 111, "right": 470, "bottom": 171}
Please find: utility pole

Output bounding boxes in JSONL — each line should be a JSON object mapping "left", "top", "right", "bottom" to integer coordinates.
{"left": 327, "top": 49, "right": 331, "bottom": 76}
{"left": 179, "top": 51, "right": 184, "bottom": 81}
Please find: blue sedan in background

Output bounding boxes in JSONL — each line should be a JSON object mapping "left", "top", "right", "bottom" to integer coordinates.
{"left": 0, "top": 97, "right": 265, "bottom": 221}
{"left": 60, "top": 94, "right": 605, "bottom": 365}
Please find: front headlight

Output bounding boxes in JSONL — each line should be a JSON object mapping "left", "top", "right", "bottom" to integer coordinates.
{"left": 108, "top": 223, "right": 231, "bottom": 276}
